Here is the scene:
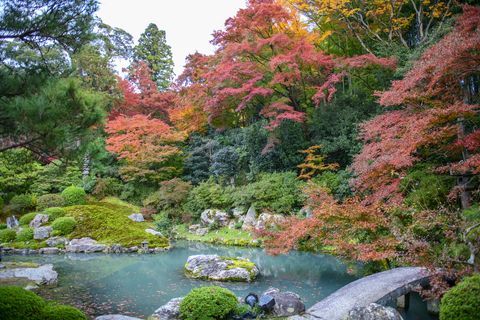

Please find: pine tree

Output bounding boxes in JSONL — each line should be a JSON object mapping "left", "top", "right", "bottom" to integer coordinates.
{"left": 133, "top": 23, "right": 174, "bottom": 91}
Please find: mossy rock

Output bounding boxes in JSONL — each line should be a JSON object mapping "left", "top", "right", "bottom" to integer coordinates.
{"left": 179, "top": 286, "right": 238, "bottom": 320}
{"left": 185, "top": 254, "right": 259, "bottom": 282}
{"left": 440, "top": 274, "right": 480, "bottom": 320}
{"left": 42, "top": 303, "right": 88, "bottom": 320}
{"left": 65, "top": 202, "right": 169, "bottom": 247}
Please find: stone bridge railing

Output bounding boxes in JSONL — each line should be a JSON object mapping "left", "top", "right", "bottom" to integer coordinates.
{"left": 292, "top": 267, "right": 431, "bottom": 320}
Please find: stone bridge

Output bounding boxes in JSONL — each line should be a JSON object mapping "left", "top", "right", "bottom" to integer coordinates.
{"left": 293, "top": 267, "right": 431, "bottom": 320}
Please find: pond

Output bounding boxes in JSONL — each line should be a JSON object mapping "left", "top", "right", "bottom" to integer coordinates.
{"left": 3, "top": 241, "right": 437, "bottom": 320}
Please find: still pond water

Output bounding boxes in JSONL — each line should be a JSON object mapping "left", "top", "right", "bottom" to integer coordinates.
{"left": 4, "top": 241, "right": 437, "bottom": 320}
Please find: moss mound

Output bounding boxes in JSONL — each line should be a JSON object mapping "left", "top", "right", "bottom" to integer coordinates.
{"left": 19, "top": 211, "right": 38, "bottom": 226}
{"left": 61, "top": 186, "right": 86, "bottom": 206}
{"left": 37, "top": 193, "right": 65, "bottom": 210}
{"left": 65, "top": 202, "right": 168, "bottom": 247}
{"left": 440, "top": 274, "right": 480, "bottom": 320}
{"left": 0, "top": 229, "right": 16, "bottom": 243}
{"left": 180, "top": 286, "right": 238, "bottom": 320}
{"left": 16, "top": 227, "right": 34, "bottom": 241}
{"left": 51, "top": 217, "right": 76, "bottom": 235}
{"left": 42, "top": 304, "right": 88, "bottom": 320}
{"left": 44, "top": 207, "right": 66, "bottom": 221}
{"left": 0, "top": 286, "right": 46, "bottom": 320}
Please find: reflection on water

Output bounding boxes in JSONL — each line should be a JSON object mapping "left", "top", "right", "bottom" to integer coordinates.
{"left": 3, "top": 241, "right": 437, "bottom": 320}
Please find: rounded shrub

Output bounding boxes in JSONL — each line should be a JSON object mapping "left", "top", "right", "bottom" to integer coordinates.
{"left": 61, "top": 186, "right": 87, "bottom": 206}
{"left": 0, "top": 229, "right": 16, "bottom": 243}
{"left": 0, "top": 286, "right": 46, "bottom": 320}
{"left": 16, "top": 227, "right": 34, "bottom": 241}
{"left": 440, "top": 274, "right": 480, "bottom": 320}
{"left": 9, "top": 194, "right": 36, "bottom": 213}
{"left": 51, "top": 217, "right": 76, "bottom": 235}
{"left": 37, "top": 193, "right": 65, "bottom": 210}
{"left": 0, "top": 223, "right": 7, "bottom": 230}
{"left": 179, "top": 286, "right": 238, "bottom": 320}
{"left": 41, "top": 304, "right": 87, "bottom": 320}
{"left": 44, "top": 207, "right": 66, "bottom": 221}
{"left": 19, "top": 212, "right": 39, "bottom": 226}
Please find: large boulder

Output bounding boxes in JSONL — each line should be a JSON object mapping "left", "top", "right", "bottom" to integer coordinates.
{"left": 128, "top": 213, "right": 144, "bottom": 222}
{"left": 0, "top": 263, "right": 58, "bottom": 285}
{"left": 232, "top": 207, "right": 245, "bottom": 218}
{"left": 6, "top": 216, "right": 19, "bottom": 229}
{"left": 185, "top": 254, "right": 259, "bottom": 282}
{"left": 200, "top": 209, "right": 229, "bottom": 227}
{"left": 347, "top": 303, "right": 404, "bottom": 320}
{"left": 145, "top": 228, "right": 163, "bottom": 237}
{"left": 66, "top": 237, "right": 106, "bottom": 253}
{"left": 242, "top": 206, "right": 257, "bottom": 231}
{"left": 29, "top": 213, "right": 49, "bottom": 228}
{"left": 151, "top": 297, "right": 183, "bottom": 320}
{"left": 95, "top": 316, "right": 143, "bottom": 320}
{"left": 33, "top": 226, "right": 52, "bottom": 240}
{"left": 261, "top": 287, "right": 305, "bottom": 317}
{"left": 187, "top": 224, "right": 208, "bottom": 236}
{"left": 46, "top": 236, "right": 67, "bottom": 247}
{"left": 39, "top": 247, "right": 59, "bottom": 254}
{"left": 255, "top": 213, "right": 286, "bottom": 230}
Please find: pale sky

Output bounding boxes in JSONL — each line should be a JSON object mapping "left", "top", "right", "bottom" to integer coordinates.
{"left": 98, "top": 0, "right": 246, "bottom": 76}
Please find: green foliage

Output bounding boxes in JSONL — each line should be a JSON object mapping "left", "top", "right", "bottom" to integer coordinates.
{"left": 37, "top": 194, "right": 65, "bottom": 210}
{"left": 44, "top": 207, "right": 66, "bottom": 221}
{"left": 0, "top": 286, "right": 46, "bottom": 320}
{"left": 0, "top": 149, "right": 41, "bottom": 200}
{"left": 19, "top": 212, "right": 39, "bottom": 226}
{"left": 8, "top": 194, "right": 36, "bottom": 214}
{"left": 175, "top": 225, "right": 258, "bottom": 247}
{"left": 400, "top": 165, "right": 454, "bottom": 210}
{"left": 183, "top": 178, "right": 234, "bottom": 217}
{"left": 144, "top": 178, "right": 192, "bottom": 219}
{"left": 31, "top": 163, "right": 83, "bottom": 195}
{"left": 92, "top": 177, "right": 123, "bottom": 199}
{"left": 179, "top": 286, "right": 238, "bottom": 320}
{"left": 0, "top": 224, "right": 7, "bottom": 230}
{"left": 154, "top": 213, "right": 174, "bottom": 238}
{"left": 51, "top": 217, "right": 77, "bottom": 236}
{"left": 16, "top": 227, "right": 34, "bottom": 241}
{"left": 0, "top": 229, "right": 16, "bottom": 243}
{"left": 210, "top": 146, "right": 240, "bottom": 181}
{"left": 311, "top": 170, "right": 353, "bottom": 201}
{"left": 440, "top": 274, "right": 480, "bottom": 320}
{"left": 233, "top": 172, "right": 305, "bottom": 214}
{"left": 41, "top": 304, "right": 88, "bottom": 320}
{"left": 61, "top": 186, "right": 87, "bottom": 206}
{"left": 65, "top": 202, "right": 168, "bottom": 247}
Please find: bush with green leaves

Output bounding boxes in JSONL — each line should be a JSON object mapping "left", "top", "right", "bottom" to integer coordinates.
{"left": 19, "top": 212, "right": 39, "bottom": 226}
{"left": 51, "top": 217, "right": 76, "bottom": 235}
{"left": 16, "top": 227, "right": 34, "bottom": 241}
{"left": 44, "top": 207, "right": 66, "bottom": 221}
{"left": 183, "top": 178, "right": 234, "bottom": 217}
{"left": 440, "top": 274, "right": 480, "bottom": 320}
{"left": 0, "top": 286, "right": 46, "bottom": 320}
{"left": 232, "top": 172, "right": 305, "bottom": 214}
{"left": 311, "top": 170, "right": 353, "bottom": 201}
{"left": 154, "top": 213, "right": 174, "bottom": 238}
{"left": 8, "top": 194, "right": 36, "bottom": 213}
{"left": 61, "top": 186, "right": 86, "bottom": 206}
{"left": 144, "top": 178, "right": 192, "bottom": 219}
{"left": 179, "top": 286, "right": 238, "bottom": 320}
{"left": 0, "top": 229, "right": 16, "bottom": 243}
{"left": 37, "top": 193, "right": 65, "bottom": 210}
{"left": 30, "top": 162, "right": 82, "bottom": 195}
{"left": 41, "top": 304, "right": 88, "bottom": 320}
{"left": 0, "top": 224, "right": 7, "bottom": 230}
{"left": 92, "top": 177, "right": 123, "bottom": 199}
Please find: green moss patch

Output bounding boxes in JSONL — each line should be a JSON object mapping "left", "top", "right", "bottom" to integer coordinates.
{"left": 175, "top": 225, "right": 260, "bottom": 247}
{"left": 65, "top": 202, "right": 168, "bottom": 248}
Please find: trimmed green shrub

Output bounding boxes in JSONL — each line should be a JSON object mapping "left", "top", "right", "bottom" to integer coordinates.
{"left": 51, "top": 217, "right": 76, "bottom": 235}
{"left": 41, "top": 304, "right": 87, "bottom": 320}
{"left": 44, "top": 207, "right": 66, "bottom": 221}
{"left": 19, "top": 212, "right": 39, "bottom": 226}
{"left": 183, "top": 178, "right": 234, "bottom": 217}
{"left": 0, "top": 286, "right": 46, "bottom": 320}
{"left": 61, "top": 186, "right": 86, "bottom": 206}
{"left": 440, "top": 274, "right": 480, "bottom": 320}
{"left": 16, "top": 227, "right": 34, "bottom": 241}
{"left": 154, "top": 213, "right": 174, "bottom": 238}
{"left": 0, "top": 229, "right": 17, "bottom": 243}
{"left": 9, "top": 194, "right": 36, "bottom": 213}
{"left": 179, "top": 286, "right": 238, "bottom": 320}
{"left": 0, "top": 223, "right": 7, "bottom": 230}
{"left": 37, "top": 193, "right": 65, "bottom": 210}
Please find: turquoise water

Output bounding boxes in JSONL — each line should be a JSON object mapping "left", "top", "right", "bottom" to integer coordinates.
{"left": 3, "top": 241, "right": 437, "bottom": 319}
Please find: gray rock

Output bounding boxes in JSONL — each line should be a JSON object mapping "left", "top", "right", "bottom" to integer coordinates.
{"left": 6, "top": 215, "right": 19, "bottom": 229}
{"left": 95, "top": 315, "right": 143, "bottom": 320}
{"left": 151, "top": 297, "right": 184, "bottom": 320}
{"left": 347, "top": 303, "right": 404, "bottom": 320}
{"left": 262, "top": 287, "right": 305, "bottom": 317}
{"left": 145, "top": 228, "right": 163, "bottom": 237}
{"left": 34, "top": 226, "right": 52, "bottom": 240}
{"left": 66, "top": 237, "right": 106, "bottom": 253}
{"left": 107, "top": 244, "right": 124, "bottom": 253}
{"left": 195, "top": 227, "right": 208, "bottom": 236}
{"left": 232, "top": 207, "right": 245, "bottom": 218}
{"left": 185, "top": 254, "right": 259, "bottom": 282}
{"left": 242, "top": 206, "right": 257, "bottom": 231}
{"left": 200, "top": 209, "right": 229, "bottom": 227}
{"left": 255, "top": 213, "right": 286, "bottom": 230}
{"left": 0, "top": 264, "right": 58, "bottom": 285}
{"left": 46, "top": 236, "right": 67, "bottom": 247}
{"left": 128, "top": 213, "right": 144, "bottom": 222}
{"left": 29, "top": 213, "right": 49, "bottom": 228}
{"left": 40, "top": 247, "right": 59, "bottom": 254}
